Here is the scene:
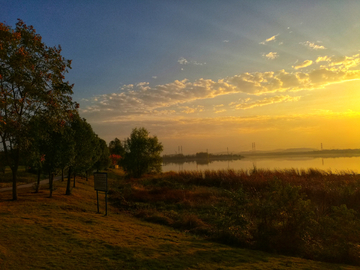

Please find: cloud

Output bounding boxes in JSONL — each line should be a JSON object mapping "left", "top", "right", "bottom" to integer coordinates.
{"left": 213, "top": 104, "right": 226, "bottom": 113}
{"left": 223, "top": 40, "right": 229, "bottom": 43}
{"left": 93, "top": 109, "right": 360, "bottom": 144}
{"left": 178, "top": 105, "right": 204, "bottom": 114}
{"left": 300, "top": 41, "right": 326, "bottom": 50}
{"left": 178, "top": 57, "right": 188, "bottom": 65}
{"left": 152, "top": 109, "right": 176, "bottom": 115}
{"left": 81, "top": 53, "right": 360, "bottom": 121}
{"left": 232, "top": 95, "right": 301, "bottom": 110}
{"left": 316, "top": 56, "right": 331, "bottom": 63}
{"left": 81, "top": 78, "right": 236, "bottom": 119}
{"left": 315, "top": 55, "right": 360, "bottom": 69}
{"left": 328, "top": 54, "right": 360, "bottom": 69}
{"left": 152, "top": 76, "right": 157, "bottom": 79}
{"left": 214, "top": 109, "right": 226, "bottom": 114}
{"left": 293, "top": 60, "right": 313, "bottom": 69}
{"left": 178, "top": 57, "right": 206, "bottom": 66}
{"left": 259, "top": 34, "right": 279, "bottom": 45}
{"left": 192, "top": 61, "right": 206, "bottom": 66}
{"left": 263, "top": 52, "right": 279, "bottom": 60}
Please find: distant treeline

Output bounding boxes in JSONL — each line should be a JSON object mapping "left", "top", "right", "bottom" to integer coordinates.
{"left": 162, "top": 152, "right": 244, "bottom": 165}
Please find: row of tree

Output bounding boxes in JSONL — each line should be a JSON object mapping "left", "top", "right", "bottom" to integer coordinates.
{"left": 0, "top": 19, "right": 80, "bottom": 200}
{"left": 1, "top": 20, "right": 164, "bottom": 200}
{"left": 27, "top": 114, "right": 111, "bottom": 197}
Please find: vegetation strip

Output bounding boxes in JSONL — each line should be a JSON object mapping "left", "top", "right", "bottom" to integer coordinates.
{"left": 0, "top": 170, "right": 356, "bottom": 269}
{"left": 110, "top": 168, "right": 360, "bottom": 265}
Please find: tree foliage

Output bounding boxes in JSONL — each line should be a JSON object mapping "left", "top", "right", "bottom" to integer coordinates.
{"left": 121, "top": 127, "right": 163, "bottom": 178}
{"left": 93, "top": 138, "right": 111, "bottom": 172}
{"left": 0, "top": 20, "right": 77, "bottom": 200}
{"left": 109, "top": 137, "right": 124, "bottom": 157}
{"left": 71, "top": 115, "right": 98, "bottom": 184}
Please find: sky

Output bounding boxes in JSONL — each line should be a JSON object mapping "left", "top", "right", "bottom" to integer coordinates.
{"left": 2, "top": 0, "right": 360, "bottom": 154}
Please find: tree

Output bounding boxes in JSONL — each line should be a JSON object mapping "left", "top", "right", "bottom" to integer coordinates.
{"left": 57, "top": 123, "right": 76, "bottom": 182}
{"left": 109, "top": 137, "right": 124, "bottom": 168}
{"left": 121, "top": 127, "right": 163, "bottom": 178}
{"left": 93, "top": 138, "right": 111, "bottom": 172}
{"left": 109, "top": 138, "right": 124, "bottom": 157}
{"left": 71, "top": 115, "right": 99, "bottom": 186}
{"left": 0, "top": 150, "right": 6, "bottom": 173}
{"left": 26, "top": 115, "right": 49, "bottom": 193}
{"left": 0, "top": 20, "right": 77, "bottom": 200}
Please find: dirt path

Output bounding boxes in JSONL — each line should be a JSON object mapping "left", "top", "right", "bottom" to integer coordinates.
{"left": 0, "top": 175, "right": 62, "bottom": 192}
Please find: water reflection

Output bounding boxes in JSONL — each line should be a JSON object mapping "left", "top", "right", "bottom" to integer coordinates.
{"left": 163, "top": 156, "right": 360, "bottom": 173}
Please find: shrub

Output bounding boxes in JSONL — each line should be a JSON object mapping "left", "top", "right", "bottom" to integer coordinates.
{"left": 248, "top": 178, "right": 314, "bottom": 254}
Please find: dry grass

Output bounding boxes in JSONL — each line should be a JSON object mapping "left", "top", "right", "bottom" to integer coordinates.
{"left": 0, "top": 169, "right": 357, "bottom": 269}
{"left": 0, "top": 166, "right": 47, "bottom": 188}
{"left": 111, "top": 169, "right": 360, "bottom": 265}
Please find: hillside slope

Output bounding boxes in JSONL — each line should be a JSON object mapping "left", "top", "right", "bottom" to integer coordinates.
{"left": 0, "top": 174, "right": 357, "bottom": 270}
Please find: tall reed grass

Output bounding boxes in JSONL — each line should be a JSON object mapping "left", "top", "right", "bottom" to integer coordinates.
{"left": 110, "top": 168, "right": 360, "bottom": 265}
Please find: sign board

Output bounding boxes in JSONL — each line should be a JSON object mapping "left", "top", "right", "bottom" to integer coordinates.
{"left": 94, "top": 172, "right": 108, "bottom": 192}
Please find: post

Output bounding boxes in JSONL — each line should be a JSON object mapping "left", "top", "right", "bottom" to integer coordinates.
{"left": 66, "top": 166, "right": 72, "bottom": 195}
{"left": 105, "top": 191, "right": 108, "bottom": 216}
{"left": 96, "top": 190, "right": 99, "bottom": 213}
{"left": 94, "top": 172, "right": 108, "bottom": 215}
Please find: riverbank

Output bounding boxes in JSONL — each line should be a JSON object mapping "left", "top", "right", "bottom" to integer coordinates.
{"left": 0, "top": 169, "right": 357, "bottom": 269}
{"left": 111, "top": 168, "right": 360, "bottom": 265}
{"left": 162, "top": 153, "right": 244, "bottom": 165}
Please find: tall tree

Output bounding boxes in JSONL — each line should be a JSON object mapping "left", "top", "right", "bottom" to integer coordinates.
{"left": 57, "top": 122, "right": 75, "bottom": 182}
{"left": 0, "top": 149, "right": 6, "bottom": 173}
{"left": 93, "top": 138, "right": 111, "bottom": 172}
{"left": 0, "top": 20, "right": 77, "bottom": 200}
{"left": 121, "top": 127, "right": 163, "bottom": 178}
{"left": 109, "top": 138, "right": 125, "bottom": 157}
{"left": 71, "top": 116, "right": 98, "bottom": 186}
{"left": 26, "top": 115, "right": 48, "bottom": 193}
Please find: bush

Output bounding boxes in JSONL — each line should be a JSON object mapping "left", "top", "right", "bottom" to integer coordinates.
{"left": 247, "top": 179, "right": 315, "bottom": 254}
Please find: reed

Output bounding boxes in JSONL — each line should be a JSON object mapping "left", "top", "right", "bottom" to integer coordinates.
{"left": 110, "top": 168, "right": 360, "bottom": 265}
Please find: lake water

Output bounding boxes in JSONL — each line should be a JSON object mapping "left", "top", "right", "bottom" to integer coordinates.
{"left": 162, "top": 156, "right": 360, "bottom": 173}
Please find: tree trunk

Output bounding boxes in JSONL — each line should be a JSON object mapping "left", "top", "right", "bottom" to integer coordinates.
{"left": 61, "top": 168, "right": 64, "bottom": 181}
{"left": 2, "top": 140, "right": 19, "bottom": 200}
{"left": 36, "top": 168, "right": 41, "bottom": 193}
{"left": 86, "top": 171, "right": 88, "bottom": 181}
{"left": 66, "top": 167, "right": 72, "bottom": 195}
{"left": 49, "top": 173, "right": 54, "bottom": 198}
{"left": 73, "top": 173, "right": 76, "bottom": 188}
{"left": 11, "top": 167, "right": 17, "bottom": 200}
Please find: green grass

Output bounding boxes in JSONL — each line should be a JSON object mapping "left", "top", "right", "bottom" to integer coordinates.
{"left": 0, "top": 169, "right": 357, "bottom": 269}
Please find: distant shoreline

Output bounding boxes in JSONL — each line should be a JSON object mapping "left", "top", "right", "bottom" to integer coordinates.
{"left": 240, "top": 149, "right": 360, "bottom": 159}
{"left": 162, "top": 149, "right": 360, "bottom": 165}
{"left": 162, "top": 153, "right": 244, "bottom": 165}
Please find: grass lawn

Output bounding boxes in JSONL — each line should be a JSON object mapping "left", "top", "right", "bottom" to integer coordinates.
{"left": 0, "top": 170, "right": 357, "bottom": 269}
